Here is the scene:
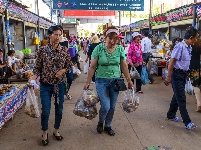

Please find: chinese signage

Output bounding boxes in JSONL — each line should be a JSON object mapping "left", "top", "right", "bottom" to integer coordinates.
{"left": 53, "top": 0, "right": 144, "bottom": 11}
{"left": 151, "top": 14, "right": 166, "bottom": 26}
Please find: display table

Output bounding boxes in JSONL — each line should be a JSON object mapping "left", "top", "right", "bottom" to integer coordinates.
{"left": 7, "top": 75, "right": 28, "bottom": 84}
{"left": 0, "top": 84, "right": 28, "bottom": 129}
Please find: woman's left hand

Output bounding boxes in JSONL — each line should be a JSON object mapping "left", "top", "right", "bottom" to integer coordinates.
{"left": 142, "top": 61, "right": 146, "bottom": 66}
{"left": 128, "top": 80, "right": 134, "bottom": 89}
{"left": 56, "top": 69, "right": 66, "bottom": 78}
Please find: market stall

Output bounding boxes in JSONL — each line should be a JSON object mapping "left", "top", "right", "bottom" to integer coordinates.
{"left": 0, "top": 84, "right": 28, "bottom": 129}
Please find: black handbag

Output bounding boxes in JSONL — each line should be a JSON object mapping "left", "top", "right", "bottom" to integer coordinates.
{"left": 112, "top": 78, "right": 127, "bottom": 92}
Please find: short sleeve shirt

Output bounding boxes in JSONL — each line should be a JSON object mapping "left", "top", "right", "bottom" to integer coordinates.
{"left": 91, "top": 43, "right": 126, "bottom": 79}
{"left": 171, "top": 40, "right": 192, "bottom": 71}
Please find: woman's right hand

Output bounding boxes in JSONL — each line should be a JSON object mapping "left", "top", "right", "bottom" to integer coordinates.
{"left": 83, "top": 83, "right": 90, "bottom": 90}
{"left": 134, "top": 63, "right": 139, "bottom": 67}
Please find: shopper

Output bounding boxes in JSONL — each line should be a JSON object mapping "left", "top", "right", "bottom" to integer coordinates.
{"left": 190, "top": 39, "right": 201, "bottom": 112}
{"left": 60, "top": 36, "right": 73, "bottom": 100}
{"left": 85, "top": 35, "right": 101, "bottom": 83}
{"left": 164, "top": 26, "right": 199, "bottom": 130}
{"left": 127, "top": 32, "right": 145, "bottom": 93}
{"left": 141, "top": 30, "right": 154, "bottom": 84}
{"left": 29, "top": 25, "right": 73, "bottom": 146}
{"left": 83, "top": 26, "right": 133, "bottom": 136}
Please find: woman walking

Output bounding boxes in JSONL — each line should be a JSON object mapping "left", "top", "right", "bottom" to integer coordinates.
{"left": 29, "top": 25, "right": 73, "bottom": 145}
{"left": 83, "top": 26, "right": 133, "bottom": 136}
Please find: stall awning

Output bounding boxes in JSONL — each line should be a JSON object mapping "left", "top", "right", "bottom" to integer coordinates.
{"left": 132, "top": 28, "right": 140, "bottom": 32}
{"left": 170, "top": 19, "right": 193, "bottom": 26}
{"left": 152, "top": 23, "right": 169, "bottom": 29}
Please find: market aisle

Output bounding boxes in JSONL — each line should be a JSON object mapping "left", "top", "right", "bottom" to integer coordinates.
{"left": 1, "top": 53, "right": 201, "bottom": 150}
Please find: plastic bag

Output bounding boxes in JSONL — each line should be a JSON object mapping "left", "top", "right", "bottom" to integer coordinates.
{"left": 122, "top": 89, "right": 139, "bottom": 113}
{"left": 73, "top": 90, "right": 99, "bottom": 120}
{"left": 84, "top": 62, "right": 89, "bottom": 74}
{"left": 25, "top": 88, "right": 40, "bottom": 118}
{"left": 82, "top": 90, "right": 99, "bottom": 106}
{"left": 130, "top": 67, "right": 141, "bottom": 79}
{"left": 141, "top": 66, "right": 148, "bottom": 85}
{"left": 185, "top": 80, "right": 194, "bottom": 95}
{"left": 73, "top": 66, "right": 81, "bottom": 80}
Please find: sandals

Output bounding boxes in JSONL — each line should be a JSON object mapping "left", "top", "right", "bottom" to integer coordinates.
{"left": 186, "top": 122, "right": 197, "bottom": 130}
{"left": 136, "top": 91, "right": 143, "bottom": 94}
{"left": 149, "top": 79, "right": 155, "bottom": 84}
{"left": 168, "top": 116, "right": 181, "bottom": 122}
{"left": 66, "top": 94, "right": 72, "bottom": 100}
{"left": 41, "top": 133, "right": 49, "bottom": 146}
{"left": 53, "top": 132, "right": 63, "bottom": 141}
{"left": 96, "top": 122, "right": 104, "bottom": 134}
{"left": 104, "top": 127, "right": 115, "bottom": 136}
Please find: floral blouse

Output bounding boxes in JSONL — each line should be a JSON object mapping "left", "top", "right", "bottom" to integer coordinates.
{"left": 33, "top": 43, "right": 73, "bottom": 85}
{"left": 127, "top": 41, "right": 143, "bottom": 65}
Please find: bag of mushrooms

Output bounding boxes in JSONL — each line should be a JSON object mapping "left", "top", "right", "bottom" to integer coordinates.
{"left": 122, "top": 89, "right": 140, "bottom": 113}
{"left": 73, "top": 90, "right": 99, "bottom": 120}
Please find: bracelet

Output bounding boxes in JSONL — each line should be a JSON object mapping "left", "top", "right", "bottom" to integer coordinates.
{"left": 126, "top": 77, "right": 131, "bottom": 82}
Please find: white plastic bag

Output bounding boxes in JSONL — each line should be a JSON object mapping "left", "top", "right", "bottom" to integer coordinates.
{"left": 79, "top": 57, "right": 83, "bottom": 62}
{"left": 130, "top": 67, "right": 141, "bottom": 79}
{"left": 185, "top": 80, "right": 194, "bottom": 95}
{"left": 25, "top": 88, "right": 40, "bottom": 118}
{"left": 84, "top": 63, "right": 89, "bottom": 74}
{"left": 122, "top": 89, "right": 140, "bottom": 113}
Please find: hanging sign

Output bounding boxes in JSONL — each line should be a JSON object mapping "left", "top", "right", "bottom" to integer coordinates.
{"left": 53, "top": 0, "right": 144, "bottom": 11}
{"left": 151, "top": 14, "right": 166, "bottom": 26}
{"left": 166, "top": 5, "right": 193, "bottom": 23}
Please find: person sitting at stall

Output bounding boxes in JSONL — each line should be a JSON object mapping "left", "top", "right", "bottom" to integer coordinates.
{"left": 6, "top": 50, "right": 21, "bottom": 77}
{"left": 0, "top": 49, "right": 7, "bottom": 76}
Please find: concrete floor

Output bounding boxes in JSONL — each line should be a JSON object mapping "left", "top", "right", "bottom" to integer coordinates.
{"left": 1, "top": 54, "right": 201, "bottom": 150}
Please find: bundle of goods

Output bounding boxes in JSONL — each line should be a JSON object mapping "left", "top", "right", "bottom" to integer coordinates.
{"left": 73, "top": 66, "right": 81, "bottom": 80}
{"left": 156, "top": 59, "right": 167, "bottom": 66}
{"left": 24, "top": 88, "right": 40, "bottom": 118}
{"left": 16, "top": 68, "right": 33, "bottom": 79}
{"left": 20, "top": 48, "right": 32, "bottom": 55}
{"left": 73, "top": 90, "right": 99, "bottom": 120}
{"left": 0, "top": 85, "right": 18, "bottom": 103}
{"left": 122, "top": 89, "right": 140, "bottom": 113}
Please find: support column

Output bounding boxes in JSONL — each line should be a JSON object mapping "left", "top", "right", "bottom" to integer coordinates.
{"left": 193, "top": 0, "right": 197, "bottom": 28}
{"left": 149, "top": 0, "right": 153, "bottom": 33}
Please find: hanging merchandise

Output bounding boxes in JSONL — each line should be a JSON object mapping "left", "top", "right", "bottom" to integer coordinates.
{"left": 141, "top": 66, "right": 148, "bottom": 85}
{"left": 32, "top": 32, "right": 40, "bottom": 45}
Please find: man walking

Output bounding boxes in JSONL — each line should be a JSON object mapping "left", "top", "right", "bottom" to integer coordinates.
{"left": 164, "top": 26, "right": 199, "bottom": 130}
{"left": 141, "top": 31, "right": 154, "bottom": 84}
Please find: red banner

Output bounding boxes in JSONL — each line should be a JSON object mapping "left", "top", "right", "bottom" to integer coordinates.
{"left": 64, "top": 10, "right": 116, "bottom": 16}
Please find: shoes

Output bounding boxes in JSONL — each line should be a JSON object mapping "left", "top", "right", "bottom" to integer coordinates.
{"left": 168, "top": 116, "right": 181, "bottom": 122}
{"left": 186, "top": 122, "right": 196, "bottom": 130}
{"left": 91, "top": 81, "right": 95, "bottom": 84}
{"left": 53, "top": 132, "right": 63, "bottom": 141}
{"left": 149, "top": 79, "right": 155, "bottom": 84}
{"left": 66, "top": 94, "right": 72, "bottom": 100}
{"left": 104, "top": 127, "right": 115, "bottom": 136}
{"left": 96, "top": 122, "right": 104, "bottom": 134}
{"left": 41, "top": 133, "right": 49, "bottom": 146}
{"left": 136, "top": 90, "right": 143, "bottom": 94}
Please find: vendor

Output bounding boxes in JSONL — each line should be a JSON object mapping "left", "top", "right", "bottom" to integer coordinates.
{"left": 0, "top": 49, "right": 7, "bottom": 76}
{"left": 7, "top": 50, "right": 21, "bottom": 76}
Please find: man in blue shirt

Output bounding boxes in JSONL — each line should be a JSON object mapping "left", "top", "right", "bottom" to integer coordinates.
{"left": 164, "top": 26, "right": 199, "bottom": 130}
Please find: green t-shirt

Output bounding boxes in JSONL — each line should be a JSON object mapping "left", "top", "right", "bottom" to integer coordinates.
{"left": 91, "top": 43, "right": 126, "bottom": 79}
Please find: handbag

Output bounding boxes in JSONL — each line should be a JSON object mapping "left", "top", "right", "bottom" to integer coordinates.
{"left": 130, "top": 67, "right": 141, "bottom": 79}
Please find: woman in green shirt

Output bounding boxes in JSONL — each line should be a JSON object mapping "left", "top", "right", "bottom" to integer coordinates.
{"left": 83, "top": 26, "right": 133, "bottom": 136}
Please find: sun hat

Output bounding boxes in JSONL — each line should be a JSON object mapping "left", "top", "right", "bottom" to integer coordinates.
{"left": 92, "top": 35, "right": 100, "bottom": 43}
{"left": 132, "top": 32, "right": 142, "bottom": 39}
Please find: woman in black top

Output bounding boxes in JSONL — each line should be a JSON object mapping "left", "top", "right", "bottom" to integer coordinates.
{"left": 190, "top": 39, "right": 201, "bottom": 112}
{"left": 85, "top": 35, "right": 101, "bottom": 83}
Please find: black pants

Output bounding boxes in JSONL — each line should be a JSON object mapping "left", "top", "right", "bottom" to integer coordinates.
{"left": 167, "top": 70, "right": 191, "bottom": 126}
{"left": 142, "top": 53, "right": 154, "bottom": 82}
{"left": 128, "top": 64, "right": 142, "bottom": 91}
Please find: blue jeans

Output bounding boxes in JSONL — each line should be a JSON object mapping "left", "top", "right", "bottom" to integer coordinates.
{"left": 40, "top": 82, "right": 65, "bottom": 131}
{"left": 66, "top": 70, "right": 74, "bottom": 92}
{"left": 167, "top": 70, "right": 191, "bottom": 126}
{"left": 96, "top": 78, "right": 119, "bottom": 127}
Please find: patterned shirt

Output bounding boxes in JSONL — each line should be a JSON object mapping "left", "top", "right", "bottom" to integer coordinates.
{"left": 171, "top": 40, "right": 192, "bottom": 71}
{"left": 127, "top": 41, "right": 143, "bottom": 65}
{"left": 33, "top": 43, "right": 73, "bottom": 85}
